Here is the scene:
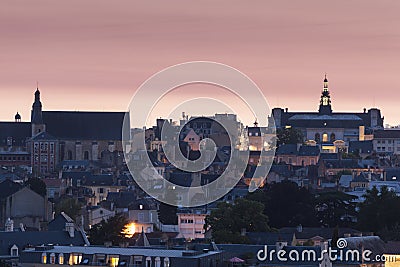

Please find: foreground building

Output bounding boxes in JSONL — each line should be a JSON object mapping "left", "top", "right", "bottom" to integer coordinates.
{"left": 20, "top": 245, "right": 225, "bottom": 267}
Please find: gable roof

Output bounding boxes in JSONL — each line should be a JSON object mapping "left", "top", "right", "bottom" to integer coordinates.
{"left": 0, "top": 231, "right": 87, "bottom": 256}
{"left": 298, "top": 145, "right": 320, "bottom": 156}
{"left": 42, "top": 111, "right": 129, "bottom": 140}
{"left": 276, "top": 144, "right": 298, "bottom": 155}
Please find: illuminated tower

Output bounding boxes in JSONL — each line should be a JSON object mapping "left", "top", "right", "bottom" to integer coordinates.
{"left": 318, "top": 74, "right": 332, "bottom": 115}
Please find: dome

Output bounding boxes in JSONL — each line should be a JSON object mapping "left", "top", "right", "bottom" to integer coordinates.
{"left": 15, "top": 112, "right": 21, "bottom": 120}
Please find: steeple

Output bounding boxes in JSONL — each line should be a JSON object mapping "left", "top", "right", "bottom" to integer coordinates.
{"left": 31, "top": 84, "right": 46, "bottom": 135}
{"left": 319, "top": 74, "right": 332, "bottom": 115}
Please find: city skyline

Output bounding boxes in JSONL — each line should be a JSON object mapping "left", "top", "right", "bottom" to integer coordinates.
{"left": 1, "top": 0, "right": 399, "bottom": 126}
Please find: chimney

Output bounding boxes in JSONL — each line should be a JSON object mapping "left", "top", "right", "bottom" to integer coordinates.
{"left": 65, "top": 222, "right": 75, "bottom": 238}
{"left": 5, "top": 218, "right": 14, "bottom": 232}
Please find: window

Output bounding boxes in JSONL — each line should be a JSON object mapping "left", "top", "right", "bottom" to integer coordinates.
{"left": 69, "top": 253, "right": 82, "bottom": 265}
{"left": 330, "top": 133, "right": 336, "bottom": 142}
{"left": 155, "top": 257, "right": 161, "bottom": 267}
{"left": 42, "top": 253, "right": 47, "bottom": 264}
{"left": 109, "top": 256, "right": 119, "bottom": 267}
{"left": 145, "top": 257, "right": 152, "bottom": 267}
{"left": 315, "top": 133, "right": 320, "bottom": 143}
{"left": 59, "top": 253, "right": 64, "bottom": 264}
{"left": 138, "top": 212, "right": 145, "bottom": 222}
{"left": 84, "top": 151, "right": 89, "bottom": 160}
{"left": 10, "top": 245, "right": 18, "bottom": 257}
{"left": 322, "top": 133, "right": 329, "bottom": 143}
{"left": 50, "top": 253, "right": 56, "bottom": 264}
{"left": 164, "top": 258, "right": 170, "bottom": 267}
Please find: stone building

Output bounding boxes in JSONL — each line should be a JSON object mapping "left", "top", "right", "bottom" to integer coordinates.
{"left": 28, "top": 89, "right": 129, "bottom": 175}
{"left": 269, "top": 76, "right": 384, "bottom": 150}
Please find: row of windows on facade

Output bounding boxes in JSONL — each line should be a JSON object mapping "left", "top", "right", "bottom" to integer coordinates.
{"left": 41, "top": 253, "right": 170, "bottom": 267}
{"left": 376, "top": 146, "right": 400, "bottom": 152}
{"left": 34, "top": 142, "right": 55, "bottom": 153}
{"left": 315, "top": 133, "right": 336, "bottom": 143}
{"left": 0, "top": 155, "right": 30, "bottom": 161}
{"left": 376, "top": 140, "right": 400, "bottom": 144}
{"left": 180, "top": 219, "right": 205, "bottom": 224}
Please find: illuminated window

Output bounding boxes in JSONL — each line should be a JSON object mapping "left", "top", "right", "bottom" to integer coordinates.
{"left": 59, "top": 253, "right": 64, "bottom": 265}
{"left": 322, "top": 133, "right": 328, "bottom": 143}
{"left": 42, "top": 253, "right": 47, "bottom": 264}
{"left": 69, "top": 253, "right": 82, "bottom": 265}
{"left": 109, "top": 256, "right": 119, "bottom": 267}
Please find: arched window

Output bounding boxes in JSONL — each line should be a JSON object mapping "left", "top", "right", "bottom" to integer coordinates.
{"left": 330, "top": 133, "right": 336, "bottom": 142}
{"left": 50, "top": 253, "right": 56, "bottom": 264}
{"left": 59, "top": 253, "right": 64, "bottom": 265}
{"left": 84, "top": 151, "right": 89, "bottom": 160}
{"left": 67, "top": 150, "right": 73, "bottom": 160}
{"left": 154, "top": 257, "right": 161, "bottom": 267}
{"left": 145, "top": 257, "right": 152, "bottom": 267}
{"left": 42, "top": 253, "right": 47, "bottom": 264}
{"left": 164, "top": 258, "right": 170, "bottom": 267}
{"left": 315, "top": 133, "right": 320, "bottom": 143}
{"left": 322, "top": 133, "right": 329, "bottom": 143}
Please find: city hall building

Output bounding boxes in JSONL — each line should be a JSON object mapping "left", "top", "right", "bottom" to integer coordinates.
{"left": 270, "top": 76, "right": 384, "bottom": 152}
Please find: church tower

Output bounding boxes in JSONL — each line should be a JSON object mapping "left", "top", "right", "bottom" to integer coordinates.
{"left": 31, "top": 86, "right": 46, "bottom": 136}
{"left": 318, "top": 74, "right": 332, "bottom": 115}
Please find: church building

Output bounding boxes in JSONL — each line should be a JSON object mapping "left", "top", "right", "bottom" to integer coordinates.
{"left": 0, "top": 87, "right": 129, "bottom": 176}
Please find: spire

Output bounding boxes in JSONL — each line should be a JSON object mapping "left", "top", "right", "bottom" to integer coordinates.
{"left": 31, "top": 83, "right": 44, "bottom": 126}
{"left": 319, "top": 74, "right": 332, "bottom": 115}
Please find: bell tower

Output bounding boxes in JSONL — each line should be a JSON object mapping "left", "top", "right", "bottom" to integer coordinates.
{"left": 31, "top": 85, "right": 46, "bottom": 136}
{"left": 318, "top": 74, "right": 332, "bottom": 115}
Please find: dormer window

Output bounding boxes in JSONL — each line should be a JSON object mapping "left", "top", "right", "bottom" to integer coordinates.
{"left": 42, "top": 253, "right": 47, "bottom": 264}
{"left": 10, "top": 244, "right": 18, "bottom": 257}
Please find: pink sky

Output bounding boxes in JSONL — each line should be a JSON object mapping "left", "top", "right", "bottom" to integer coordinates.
{"left": 1, "top": 0, "right": 399, "bottom": 126}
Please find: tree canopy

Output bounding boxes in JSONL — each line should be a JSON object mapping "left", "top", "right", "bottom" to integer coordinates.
{"left": 205, "top": 198, "right": 270, "bottom": 244}
{"left": 88, "top": 214, "right": 129, "bottom": 245}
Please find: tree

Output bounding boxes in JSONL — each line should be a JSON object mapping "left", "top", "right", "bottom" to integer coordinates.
{"left": 358, "top": 186, "right": 400, "bottom": 234}
{"left": 247, "top": 182, "right": 318, "bottom": 228}
{"left": 88, "top": 213, "right": 129, "bottom": 245}
{"left": 25, "top": 177, "right": 46, "bottom": 197}
{"left": 276, "top": 127, "right": 303, "bottom": 146}
{"left": 54, "top": 197, "right": 83, "bottom": 221}
{"left": 315, "top": 192, "right": 357, "bottom": 227}
{"left": 205, "top": 198, "right": 270, "bottom": 244}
